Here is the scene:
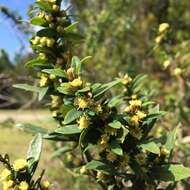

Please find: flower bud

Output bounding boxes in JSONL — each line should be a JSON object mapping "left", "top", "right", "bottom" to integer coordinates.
{"left": 45, "top": 15, "right": 53, "bottom": 22}
{"left": 39, "top": 53, "right": 46, "bottom": 60}
{"left": 46, "top": 38, "right": 55, "bottom": 47}
{"left": 40, "top": 37, "right": 47, "bottom": 46}
{"left": 48, "top": 0, "right": 56, "bottom": 3}
{"left": 67, "top": 68, "right": 75, "bottom": 81}
{"left": 52, "top": 4, "right": 60, "bottom": 12}
{"left": 79, "top": 116, "right": 89, "bottom": 129}
{"left": 158, "top": 23, "right": 169, "bottom": 33}
{"left": 56, "top": 26, "right": 64, "bottom": 33}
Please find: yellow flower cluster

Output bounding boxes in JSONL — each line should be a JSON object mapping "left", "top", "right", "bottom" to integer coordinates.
{"left": 79, "top": 115, "right": 89, "bottom": 129}
{"left": 125, "top": 98, "right": 146, "bottom": 126}
{"left": 39, "top": 74, "right": 49, "bottom": 87}
{"left": 31, "top": 36, "right": 55, "bottom": 48}
{"left": 122, "top": 74, "right": 132, "bottom": 85}
{"left": 3, "top": 180, "right": 14, "bottom": 190}
{"left": 13, "top": 159, "right": 28, "bottom": 171}
{"left": 51, "top": 95, "right": 61, "bottom": 108}
{"left": 155, "top": 23, "right": 170, "bottom": 44}
{"left": 0, "top": 159, "right": 30, "bottom": 190}
{"left": 96, "top": 171, "right": 106, "bottom": 182}
{"left": 0, "top": 169, "right": 11, "bottom": 181}
{"left": 19, "top": 181, "right": 29, "bottom": 190}
{"left": 75, "top": 97, "right": 90, "bottom": 109}
{"left": 42, "top": 180, "right": 51, "bottom": 189}
{"left": 70, "top": 78, "right": 83, "bottom": 88}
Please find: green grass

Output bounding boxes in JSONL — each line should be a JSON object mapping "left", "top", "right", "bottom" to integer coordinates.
{"left": 0, "top": 110, "right": 100, "bottom": 190}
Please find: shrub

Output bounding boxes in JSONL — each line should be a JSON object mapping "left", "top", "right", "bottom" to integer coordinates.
{"left": 1, "top": 0, "right": 190, "bottom": 189}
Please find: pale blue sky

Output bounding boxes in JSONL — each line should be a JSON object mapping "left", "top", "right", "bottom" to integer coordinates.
{"left": 0, "top": 0, "right": 35, "bottom": 57}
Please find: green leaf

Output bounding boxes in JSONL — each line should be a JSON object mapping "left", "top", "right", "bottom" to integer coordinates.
{"left": 131, "top": 74, "right": 147, "bottom": 92}
{"left": 110, "top": 140, "right": 123, "bottom": 156}
{"left": 151, "top": 164, "right": 190, "bottom": 181}
{"left": 30, "top": 17, "right": 47, "bottom": 26}
{"left": 36, "top": 1, "right": 52, "bottom": 12}
{"left": 42, "top": 69, "right": 67, "bottom": 78}
{"left": 13, "top": 84, "right": 39, "bottom": 92}
{"left": 51, "top": 146, "right": 74, "bottom": 158}
{"left": 37, "top": 28, "right": 58, "bottom": 38}
{"left": 63, "top": 108, "right": 83, "bottom": 125}
{"left": 85, "top": 160, "right": 112, "bottom": 174}
{"left": 108, "top": 96, "right": 123, "bottom": 108}
{"left": 71, "top": 56, "right": 82, "bottom": 76}
{"left": 165, "top": 127, "right": 178, "bottom": 153}
{"left": 38, "top": 87, "right": 48, "bottom": 101}
{"left": 54, "top": 124, "right": 81, "bottom": 135}
{"left": 25, "top": 58, "right": 49, "bottom": 68}
{"left": 16, "top": 123, "right": 49, "bottom": 135}
{"left": 57, "top": 83, "right": 73, "bottom": 95}
{"left": 139, "top": 141, "right": 160, "bottom": 154}
{"left": 117, "top": 127, "right": 129, "bottom": 143}
{"left": 143, "top": 111, "right": 166, "bottom": 125}
{"left": 93, "top": 79, "right": 122, "bottom": 100}
{"left": 81, "top": 56, "right": 92, "bottom": 64}
{"left": 27, "top": 134, "right": 42, "bottom": 175}
{"left": 108, "top": 121, "right": 122, "bottom": 129}
{"left": 64, "top": 21, "right": 79, "bottom": 32}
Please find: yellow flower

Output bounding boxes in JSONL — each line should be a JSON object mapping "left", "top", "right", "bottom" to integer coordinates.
{"left": 124, "top": 105, "right": 132, "bottom": 113}
{"left": 76, "top": 97, "right": 89, "bottom": 109}
{"left": 39, "top": 74, "right": 49, "bottom": 87}
{"left": 3, "top": 180, "right": 14, "bottom": 190}
{"left": 13, "top": 159, "right": 28, "bottom": 171}
{"left": 155, "top": 35, "right": 163, "bottom": 44}
{"left": 70, "top": 78, "right": 83, "bottom": 88}
{"left": 174, "top": 67, "right": 182, "bottom": 76}
{"left": 107, "top": 152, "right": 117, "bottom": 162}
{"left": 100, "top": 134, "right": 110, "bottom": 145}
{"left": 42, "top": 180, "right": 50, "bottom": 189}
{"left": 94, "top": 104, "right": 102, "bottom": 113}
{"left": 136, "top": 111, "right": 146, "bottom": 119}
{"left": 130, "top": 115, "right": 140, "bottom": 126}
{"left": 158, "top": 23, "right": 169, "bottom": 33}
{"left": 48, "top": 0, "right": 56, "bottom": 3}
{"left": 80, "top": 166, "right": 87, "bottom": 174}
{"left": 46, "top": 38, "right": 55, "bottom": 47}
{"left": 31, "top": 36, "right": 40, "bottom": 45}
{"left": 79, "top": 116, "right": 89, "bottom": 129}
{"left": 52, "top": 4, "right": 60, "bottom": 12}
{"left": 131, "top": 94, "right": 137, "bottom": 100}
{"left": 122, "top": 74, "right": 132, "bottom": 85}
{"left": 96, "top": 171, "right": 106, "bottom": 182}
{"left": 51, "top": 95, "right": 61, "bottom": 108}
{"left": 39, "top": 53, "right": 46, "bottom": 60}
{"left": 0, "top": 169, "right": 11, "bottom": 180}
{"left": 160, "top": 146, "right": 169, "bottom": 156}
{"left": 163, "top": 59, "right": 171, "bottom": 69}
{"left": 40, "top": 37, "right": 47, "bottom": 46}
{"left": 19, "top": 181, "right": 29, "bottom": 190}
{"left": 45, "top": 15, "right": 53, "bottom": 22}
{"left": 129, "top": 100, "right": 142, "bottom": 107}
{"left": 38, "top": 12, "right": 45, "bottom": 19}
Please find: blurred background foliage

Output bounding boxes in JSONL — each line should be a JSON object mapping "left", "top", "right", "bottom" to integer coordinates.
{"left": 0, "top": 0, "right": 190, "bottom": 188}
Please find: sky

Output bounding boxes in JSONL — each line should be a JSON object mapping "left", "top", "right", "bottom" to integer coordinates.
{"left": 0, "top": 0, "right": 35, "bottom": 58}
